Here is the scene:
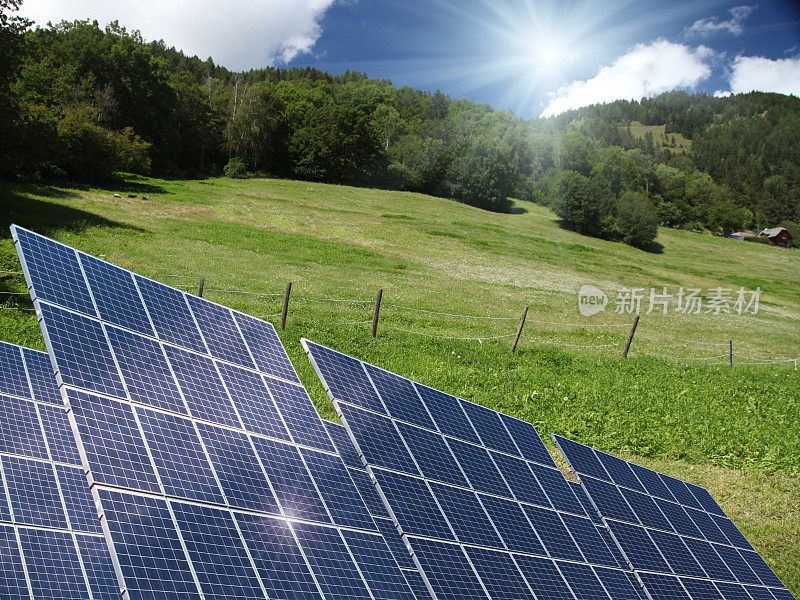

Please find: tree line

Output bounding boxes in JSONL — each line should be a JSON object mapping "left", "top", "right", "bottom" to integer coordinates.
{"left": 1, "top": 6, "right": 798, "bottom": 249}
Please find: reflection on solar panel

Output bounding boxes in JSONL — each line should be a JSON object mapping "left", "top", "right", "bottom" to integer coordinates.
{"left": 12, "top": 225, "right": 414, "bottom": 600}
{"left": 553, "top": 435, "right": 795, "bottom": 600}
{"left": 324, "top": 420, "right": 429, "bottom": 597}
{"left": 303, "top": 339, "right": 645, "bottom": 600}
{"left": 0, "top": 340, "right": 117, "bottom": 599}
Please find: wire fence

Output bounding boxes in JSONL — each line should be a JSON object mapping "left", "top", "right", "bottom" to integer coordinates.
{"left": 2, "top": 269, "right": 798, "bottom": 370}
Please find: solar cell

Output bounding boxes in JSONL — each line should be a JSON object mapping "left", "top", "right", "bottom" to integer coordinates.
{"left": 304, "top": 339, "right": 644, "bottom": 600}
{"left": 554, "top": 434, "right": 795, "bottom": 600}
{"left": 0, "top": 340, "right": 115, "bottom": 600}
{"left": 13, "top": 226, "right": 414, "bottom": 599}
{"left": 322, "top": 421, "right": 427, "bottom": 591}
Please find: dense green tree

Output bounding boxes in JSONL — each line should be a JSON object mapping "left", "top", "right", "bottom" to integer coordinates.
{"left": 616, "top": 191, "right": 659, "bottom": 248}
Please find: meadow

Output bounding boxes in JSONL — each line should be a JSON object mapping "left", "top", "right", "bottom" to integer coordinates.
{"left": 1, "top": 175, "right": 798, "bottom": 590}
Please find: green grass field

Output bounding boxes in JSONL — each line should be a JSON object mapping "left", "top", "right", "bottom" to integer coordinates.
{"left": 1, "top": 175, "right": 798, "bottom": 591}
{"left": 629, "top": 122, "right": 693, "bottom": 152}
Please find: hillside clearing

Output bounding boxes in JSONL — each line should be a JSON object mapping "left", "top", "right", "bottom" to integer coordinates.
{"left": 1, "top": 176, "right": 798, "bottom": 591}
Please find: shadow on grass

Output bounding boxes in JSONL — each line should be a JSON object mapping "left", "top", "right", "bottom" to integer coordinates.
{"left": 553, "top": 219, "right": 666, "bottom": 254}
{"left": 0, "top": 182, "right": 143, "bottom": 240}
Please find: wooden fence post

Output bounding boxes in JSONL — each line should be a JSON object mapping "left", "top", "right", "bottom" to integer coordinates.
{"left": 372, "top": 289, "right": 383, "bottom": 338}
{"left": 196, "top": 278, "right": 205, "bottom": 297}
{"left": 622, "top": 314, "right": 639, "bottom": 358}
{"left": 510, "top": 305, "right": 529, "bottom": 353}
{"left": 281, "top": 281, "right": 292, "bottom": 331}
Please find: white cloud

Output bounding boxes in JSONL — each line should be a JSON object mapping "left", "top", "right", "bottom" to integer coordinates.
{"left": 727, "top": 55, "right": 800, "bottom": 95}
{"left": 686, "top": 5, "right": 756, "bottom": 37}
{"left": 540, "top": 40, "right": 712, "bottom": 117}
{"left": 18, "top": 0, "right": 338, "bottom": 69}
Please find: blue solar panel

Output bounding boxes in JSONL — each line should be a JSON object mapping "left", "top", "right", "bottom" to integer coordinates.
{"left": 338, "top": 403, "right": 420, "bottom": 475}
{"left": 22, "top": 347, "right": 61, "bottom": 406}
{"left": 346, "top": 467, "right": 392, "bottom": 519}
{"left": 478, "top": 493, "right": 546, "bottom": 555}
{"left": 372, "top": 517, "right": 415, "bottom": 569}
{"left": 304, "top": 339, "right": 646, "bottom": 600}
{"left": 185, "top": 293, "right": 256, "bottom": 369}
{"left": 38, "top": 403, "right": 82, "bottom": 465}
{"left": 105, "top": 325, "right": 187, "bottom": 413}
{"left": 489, "top": 451, "right": 550, "bottom": 507}
{"left": 69, "top": 390, "right": 161, "bottom": 492}
{"left": 459, "top": 401, "right": 520, "bottom": 457}
{"left": 321, "top": 421, "right": 424, "bottom": 584}
{"left": 618, "top": 486, "right": 673, "bottom": 531}
{"left": 163, "top": 344, "right": 242, "bottom": 428}
{"left": 395, "top": 421, "right": 468, "bottom": 487}
{"left": 233, "top": 311, "right": 300, "bottom": 383}
{"left": 4, "top": 456, "right": 68, "bottom": 529}
{"left": 79, "top": 253, "right": 154, "bottom": 336}
{"left": 19, "top": 527, "right": 90, "bottom": 600}
{"left": 406, "top": 537, "right": 488, "bottom": 600}
{"left": 680, "top": 576, "right": 724, "bottom": 599}
{"left": 0, "top": 341, "right": 116, "bottom": 600}
{"left": 301, "top": 447, "right": 374, "bottom": 530}
{"left": 14, "top": 227, "right": 95, "bottom": 315}
{"left": 0, "top": 342, "right": 30, "bottom": 398}
{"left": 253, "top": 437, "right": 331, "bottom": 523}
{"left": 39, "top": 302, "right": 127, "bottom": 398}
{"left": 637, "top": 572, "right": 690, "bottom": 600}
{"left": 463, "top": 547, "right": 532, "bottom": 600}
{"left": 371, "top": 468, "right": 455, "bottom": 540}
{"left": 56, "top": 465, "right": 102, "bottom": 534}
{"left": 76, "top": 534, "right": 119, "bottom": 599}
{"left": 363, "top": 363, "right": 435, "bottom": 430}
{"left": 341, "top": 529, "right": 416, "bottom": 600}
{"left": 217, "top": 362, "right": 291, "bottom": 440}
{"left": 554, "top": 434, "right": 796, "bottom": 600}
{"left": 14, "top": 226, "right": 414, "bottom": 600}
{"left": 0, "top": 393, "right": 48, "bottom": 459}
{"left": 605, "top": 519, "right": 670, "bottom": 572}
{"left": 264, "top": 377, "right": 336, "bottom": 452}
{"left": 98, "top": 488, "right": 200, "bottom": 600}
{"left": 290, "top": 522, "right": 372, "bottom": 600}
{"left": 234, "top": 513, "right": 323, "bottom": 600}
{"left": 521, "top": 504, "right": 584, "bottom": 562}
{"left": 445, "top": 438, "right": 511, "bottom": 497}
{"left": 171, "top": 502, "right": 265, "bottom": 600}
{"left": 511, "top": 555, "right": 574, "bottom": 600}
{"left": 413, "top": 383, "right": 480, "bottom": 444}
{"left": 429, "top": 482, "right": 503, "bottom": 548}
{"left": 557, "top": 561, "right": 610, "bottom": 600}
{"left": 135, "top": 275, "right": 207, "bottom": 353}
{"left": 195, "top": 422, "right": 280, "bottom": 514}
{"left": 137, "top": 408, "right": 225, "bottom": 504}
{"left": 323, "top": 420, "right": 362, "bottom": 468}
{"left": 498, "top": 413, "right": 553, "bottom": 466}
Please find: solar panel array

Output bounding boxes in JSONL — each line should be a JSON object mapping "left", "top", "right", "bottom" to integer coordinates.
{"left": 303, "top": 339, "right": 648, "bottom": 600}
{"left": 12, "top": 225, "right": 415, "bottom": 600}
{"left": 324, "top": 420, "right": 431, "bottom": 599}
{"left": 553, "top": 435, "right": 795, "bottom": 600}
{"left": 0, "top": 340, "right": 118, "bottom": 599}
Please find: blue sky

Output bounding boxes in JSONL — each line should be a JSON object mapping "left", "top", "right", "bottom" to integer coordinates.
{"left": 20, "top": 0, "right": 800, "bottom": 118}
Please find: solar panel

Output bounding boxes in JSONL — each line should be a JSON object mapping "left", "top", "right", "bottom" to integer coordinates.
{"left": 12, "top": 225, "right": 415, "bottom": 600}
{"left": 553, "top": 434, "right": 795, "bottom": 600}
{"left": 0, "top": 340, "right": 118, "bottom": 599}
{"left": 324, "top": 420, "right": 431, "bottom": 597}
{"left": 304, "top": 339, "right": 645, "bottom": 600}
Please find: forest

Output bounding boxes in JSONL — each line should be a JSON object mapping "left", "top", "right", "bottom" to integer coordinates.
{"left": 1, "top": 7, "right": 799, "bottom": 248}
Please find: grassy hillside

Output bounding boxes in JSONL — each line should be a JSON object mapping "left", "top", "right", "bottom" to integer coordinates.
{"left": 1, "top": 176, "right": 798, "bottom": 590}
{"left": 629, "top": 122, "right": 693, "bottom": 152}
